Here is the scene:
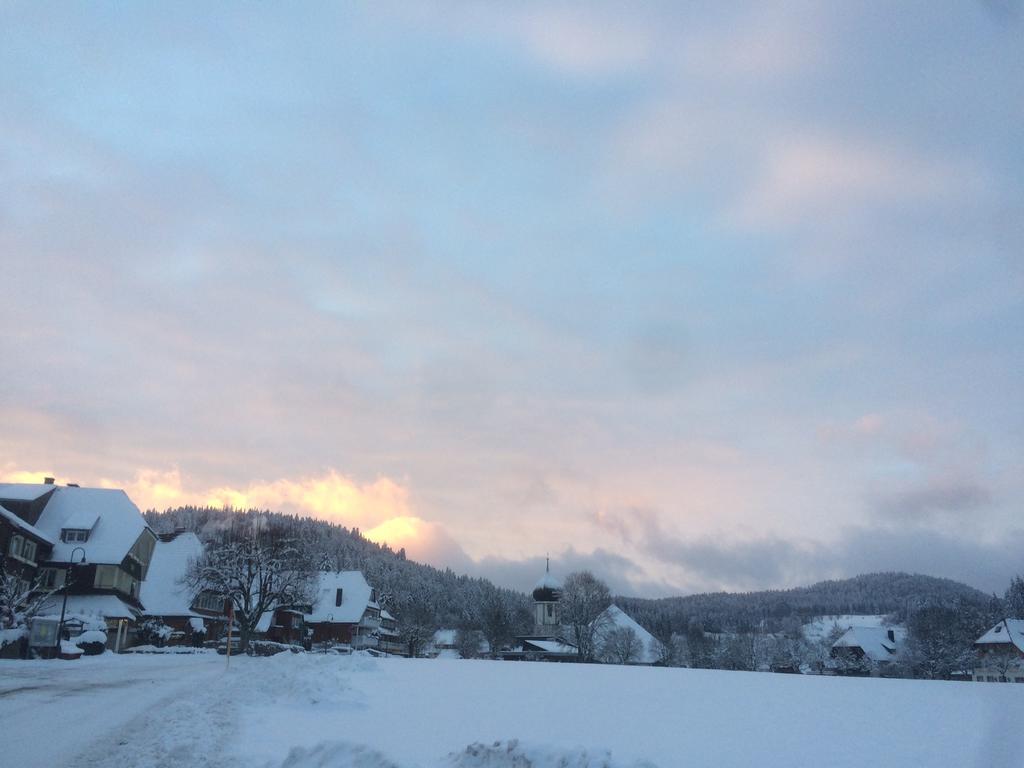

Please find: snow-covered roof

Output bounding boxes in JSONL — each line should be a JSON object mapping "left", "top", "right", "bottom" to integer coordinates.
{"left": 832, "top": 626, "right": 906, "bottom": 662}
{"left": 256, "top": 610, "right": 274, "bottom": 633}
{"left": 803, "top": 614, "right": 887, "bottom": 643}
{"left": 975, "top": 619, "right": 1024, "bottom": 653}
{"left": 0, "top": 503, "right": 54, "bottom": 545}
{"left": 62, "top": 507, "right": 100, "bottom": 531}
{"left": 596, "top": 604, "right": 661, "bottom": 664}
{"left": 522, "top": 638, "right": 577, "bottom": 655}
{"left": 380, "top": 608, "right": 396, "bottom": 621}
{"left": 433, "top": 628, "right": 457, "bottom": 647}
{"left": 0, "top": 484, "right": 152, "bottom": 564}
{"left": 534, "top": 570, "right": 562, "bottom": 592}
{"left": 0, "top": 483, "right": 55, "bottom": 501}
{"left": 139, "top": 532, "right": 204, "bottom": 617}
{"left": 38, "top": 593, "right": 139, "bottom": 621}
{"left": 305, "top": 571, "right": 378, "bottom": 624}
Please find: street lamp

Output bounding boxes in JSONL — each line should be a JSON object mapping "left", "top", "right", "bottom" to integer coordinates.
{"left": 56, "top": 547, "right": 87, "bottom": 651}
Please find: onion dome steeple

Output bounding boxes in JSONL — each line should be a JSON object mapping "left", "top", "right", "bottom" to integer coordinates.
{"left": 532, "top": 556, "right": 562, "bottom": 602}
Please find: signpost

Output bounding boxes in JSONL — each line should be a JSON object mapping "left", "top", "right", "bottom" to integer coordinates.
{"left": 224, "top": 598, "right": 234, "bottom": 669}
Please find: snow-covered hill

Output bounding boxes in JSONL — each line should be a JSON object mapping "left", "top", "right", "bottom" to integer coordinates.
{"left": 2, "top": 653, "right": 1022, "bottom": 768}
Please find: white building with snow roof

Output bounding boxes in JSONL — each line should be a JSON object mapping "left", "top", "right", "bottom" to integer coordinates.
{"left": 139, "top": 530, "right": 226, "bottom": 645}
{"left": 972, "top": 619, "right": 1024, "bottom": 683}
{"left": 0, "top": 480, "right": 157, "bottom": 648}
{"left": 258, "top": 570, "right": 384, "bottom": 649}
{"left": 829, "top": 625, "right": 906, "bottom": 674}
{"left": 595, "top": 604, "right": 660, "bottom": 665}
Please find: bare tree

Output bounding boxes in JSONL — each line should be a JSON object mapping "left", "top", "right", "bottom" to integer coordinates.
{"left": 560, "top": 571, "right": 612, "bottom": 662}
{"left": 387, "top": 580, "right": 438, "bottom": 658}
{"left": 186, "top": 522, "right": 315, "bottom": 652}
{"left": 0, "top": 570, "right": 54, "bottom": 632}
{"left": 455, "top": 628, "right": 485, "bottom": 659}
{"left": 476, "top": 590, "right": 522, "bottom": 655}
{"left": 600, "top": 625, "right": 642, "bottom": 664}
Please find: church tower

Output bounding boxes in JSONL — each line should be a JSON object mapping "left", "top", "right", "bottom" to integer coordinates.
{"left": 532, "top": 556, "right": 562, "bottom": 634}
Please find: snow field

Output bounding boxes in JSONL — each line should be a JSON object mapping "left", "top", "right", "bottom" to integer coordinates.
{"left": 2, "top": 652, "right": 1023, "bottom": 768}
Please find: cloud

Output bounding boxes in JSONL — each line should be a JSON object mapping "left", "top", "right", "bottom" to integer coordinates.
{"left": 93, "top": 468, "right": 412, "bottom": 530}
{"left": 590, "top": 504, "right": 1022, "bottom": 594}
{"left": 470, "top": 547, "right": 664, "bottom": 597}
{"left": 364, "top": 515, "right": 474, "bottom": 572}
{"left": 871, "top": 477, "right": 993, "bottom": 521}
{"left": 731, "top": 134, "right": 990, "bottom": 231}
{"left": 511, "top": 6, "right": 654, "bottom": 77}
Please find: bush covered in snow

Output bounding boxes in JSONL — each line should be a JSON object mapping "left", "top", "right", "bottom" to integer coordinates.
{"left": 74, "top": 629, "right": 108, "bottom": 655}
{"left": 249, "top": 640, "right": 305, "bottom": 657}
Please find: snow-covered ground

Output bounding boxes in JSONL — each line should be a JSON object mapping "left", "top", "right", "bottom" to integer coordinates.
{"left": 1, "top": 653, "right": 1022, "bottom": 768}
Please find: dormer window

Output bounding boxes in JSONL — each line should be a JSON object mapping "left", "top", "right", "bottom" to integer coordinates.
{"left": 62, "top": 529, "right": 90, "bottom": 543}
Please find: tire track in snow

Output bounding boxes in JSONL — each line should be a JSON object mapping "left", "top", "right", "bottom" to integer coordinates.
{"left": 66, "top": 662, "right": 242, "bottom": 768}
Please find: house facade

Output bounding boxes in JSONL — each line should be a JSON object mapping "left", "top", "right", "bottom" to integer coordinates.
{"left": 1, "top": 500, "right": 54, "bottom": 595}
{"left": 255, "top": 571, "right": 385, "bottom": 650}
{"left": 139, "top": 529, "right": 227, "bottom": 645}
{"left": 972, "top": 619, "right": 1024, "bottom": 682}
{"left": 0, "top": 481, "right": 157, "bottom": 650}
{"left": 302, "top": 571, "right": 382, "bottom": 649}
{"left": 378, "top": 609, "right": 406, "bottom": 656}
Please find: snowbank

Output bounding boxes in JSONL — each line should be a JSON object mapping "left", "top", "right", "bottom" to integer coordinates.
{"left": 276, "top": 739, "right": 656, "bottom": 768}
{"left": 447, "top": 740, "right": 657, "bottom": 768}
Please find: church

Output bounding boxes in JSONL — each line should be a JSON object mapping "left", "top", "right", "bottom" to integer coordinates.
{"left": 500, "top": 559, "right": 578, "bottom": 661}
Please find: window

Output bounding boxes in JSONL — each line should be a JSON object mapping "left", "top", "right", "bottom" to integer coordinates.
{"left": 62, "top": 529, "right": 89, "bottom": 543}
{"left": 20, "top": 539, "right": 36, "bottom": 563}
{"left": 95, "top": 565, "right": 116, "bottom": 588}
{"left": 38, "top": 568, "right": 64, "bottom": 589}
{"left": 7, "top": 535, "right": 37, "bottom": 564}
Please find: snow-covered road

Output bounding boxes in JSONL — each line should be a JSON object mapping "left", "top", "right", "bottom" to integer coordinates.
{"left": 0, "top": 653, "right": 227, "bottom": 766}
{"left": 2, "top": 652, "right": 1023, "bottom": 768}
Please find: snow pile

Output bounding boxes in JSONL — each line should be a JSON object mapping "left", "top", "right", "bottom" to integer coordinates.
{"left": 125, "top": 644, "right": 213, "bottom": 654}
{"left": 447, "top": 740, "right": 658, "bottom": 768}
{"left": 273, "top": 739, "right": 658, "bottom": 768}
{"left": 278, "top": 742, "right": 402, "bottom": 768}
{"left": 247, "top": 652, "right": 359, "bottom": 707}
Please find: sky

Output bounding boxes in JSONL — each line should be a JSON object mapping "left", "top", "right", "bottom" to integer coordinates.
{"left": 1, "top": 2, "right": 1022, "bottom": 597}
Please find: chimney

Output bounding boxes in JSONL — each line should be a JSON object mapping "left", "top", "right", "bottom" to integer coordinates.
{"left": 44, "top": 477, "right": 55, "bottom": 485}
{"left": 887, "top": 629, "right": 896, "bottom": 643}
{"left": 335, "top": 588, "right": 343, "bottom": 607}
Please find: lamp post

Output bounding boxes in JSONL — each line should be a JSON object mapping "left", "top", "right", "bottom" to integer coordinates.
{"left": 56, "top": 547, "right": 87, "bottom": 651}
